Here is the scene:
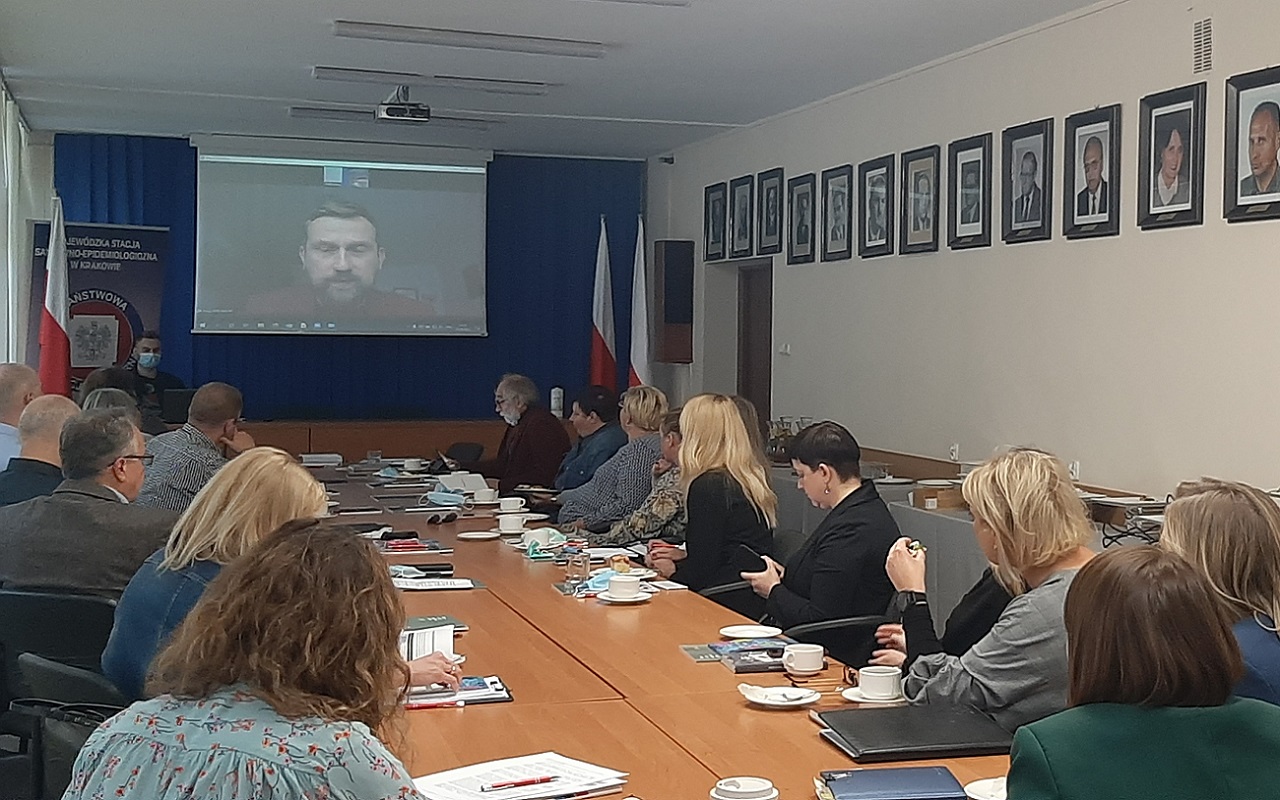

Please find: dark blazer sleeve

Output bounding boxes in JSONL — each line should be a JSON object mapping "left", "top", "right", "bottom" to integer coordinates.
{"left": 670, "top": 474, "right": 731, "bottom": 592}
{"left": 766, "top": 534, "right": 868, "bottom": 627}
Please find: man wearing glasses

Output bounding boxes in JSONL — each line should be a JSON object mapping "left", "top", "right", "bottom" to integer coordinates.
{"left": 455, "top": 374, "right": 570, "bottom": 494}
{"left": 0, "top": 408, "right": 177, "bottom": 599}
{"left": 136, "top": 382, "right": 255, "bottom": 512}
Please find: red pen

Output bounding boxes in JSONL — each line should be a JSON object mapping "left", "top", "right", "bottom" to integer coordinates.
{"left": 403, "top": 699, "right": 465, "bottom": 710}
{"left": 480, "top": 776, "right": 559, "bottom": 792}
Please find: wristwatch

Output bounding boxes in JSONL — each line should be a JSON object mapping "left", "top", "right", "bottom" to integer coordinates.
{"left": 893, "top": 590, "right": 928, "bottom": 615}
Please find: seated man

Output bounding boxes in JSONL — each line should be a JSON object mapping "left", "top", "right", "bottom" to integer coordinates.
{"left": 0, "top": 409, "right": 177, "bottom": 599}
{"left": 554, "top": 385, "right": 626, "bottom": 491}
{"left": 136, "top": 382, "right": 255, "bottom": 512}
{"left": 461, "top": 374, "right": 570, "bottom": 494}
{"left": 127, "top": 330, "right": 186, "bottom": 431}
{"left": 0, "top": 363, "right": 42, "bottom": 468}
{"left": 0, "top": 395, "right": 80, "bottom": 506}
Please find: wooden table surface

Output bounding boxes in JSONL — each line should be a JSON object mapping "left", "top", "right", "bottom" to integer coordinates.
{"left": 323, "top": 471, "right": 1011, "bottom": 797}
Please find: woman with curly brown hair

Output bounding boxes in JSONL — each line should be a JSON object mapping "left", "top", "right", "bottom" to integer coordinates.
{"left": 64, "top": 519, "right": 429, "bottom": 799}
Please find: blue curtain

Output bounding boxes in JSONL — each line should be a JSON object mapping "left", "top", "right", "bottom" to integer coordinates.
{"left": 54, "top": 135, "right": 645, "bottom": 419}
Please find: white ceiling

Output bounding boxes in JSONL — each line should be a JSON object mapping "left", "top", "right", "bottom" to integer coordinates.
{"left": 1, "top": 0, "right": 1100, "bottom": 159}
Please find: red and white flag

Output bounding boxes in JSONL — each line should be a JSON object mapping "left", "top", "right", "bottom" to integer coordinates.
{"left": 628, "top": 216, "right": 651, "bottom": 387}
{"left": 589, "top": 217, "right": 617, "bottom": 390}
{"left": 38, "top": 196, "right": 72, "bottom": 396}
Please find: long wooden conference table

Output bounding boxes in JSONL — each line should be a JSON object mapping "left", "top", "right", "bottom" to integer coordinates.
{"left": 326, "top": 475, "right": 1009, "bottom": 798}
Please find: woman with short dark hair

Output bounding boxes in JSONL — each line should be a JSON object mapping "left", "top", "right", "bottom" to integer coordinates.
{"left": 739, "top": 422, "right": 900, "bottom": 655}
{"left": 1008, "top": 546, "right": 1280, "bottom": 799}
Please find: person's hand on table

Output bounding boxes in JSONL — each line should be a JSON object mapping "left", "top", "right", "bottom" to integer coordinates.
{"left": 869, "top": 622, "right": 907, "bottom": 667}
{"left": 220, "top": 430, "right": 256, "bottom": 457}
{"left": 645, "top": 540, "right": 684, "bottom": 577}
{"left": 408, "top": 652, "right": 460, "bottom": 691}
{"left": 741, "top": 555, "right": 784, "bottom": 598}
{"left": 885, "top": 537, "right": 926, "bottom": 591}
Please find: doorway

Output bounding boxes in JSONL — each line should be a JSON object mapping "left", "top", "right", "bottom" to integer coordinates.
{"left": 736, "top": 260, "right": 772, "bottom": 425}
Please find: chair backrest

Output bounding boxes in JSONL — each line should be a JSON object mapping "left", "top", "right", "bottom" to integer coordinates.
{"left": 772, "top": 528, "right": 810, "bottom": 566}
{"left": 445, "top": 442, "right": 485, "bottom": 462}
{"left": 0, "top": 590, "right": 118, "bottom": 710}
{"left": 17, "top": 654, "right": 127, "bottom": 707}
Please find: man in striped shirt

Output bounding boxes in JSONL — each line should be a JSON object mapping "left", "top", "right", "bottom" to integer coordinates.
{"left": 135, "top": 382, "right": 255, "bottom": 512}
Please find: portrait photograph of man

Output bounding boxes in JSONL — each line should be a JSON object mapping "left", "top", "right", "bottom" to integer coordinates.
{"left": 787, "top": 173, "right": 816, "bottom": 265}
{"left": 729, "top": 175, "right": 753, "bottom": 258}
{"left": 1073, "top": 124, "right": 1110, "bottom": 224}
{"left": 1237, "top": 93, "right": 1280, "bottom": 202}
{"left": 1011, "top": 138, "right": 1044, "bottom": 230}
{"left": 756, "top": 168, "right": 784, "bottom": 256}
{"left": 959, "top": 159, "right": 982, "bottom": 227}
{"left": 1002, "top": 119, "right": 1053, "bottom": 243}
{"left": 1150, "top": 105, "right": 1193, "bottom": 213}
{"left": 703, "top": 182, "right": 726, "bottom": 260}
{"left": 821, "top": 165, "right": 852, "bottom": 261}
{"left": 948, "top": 133, "right": 992, "bottom": 250}
{"left": 865, "top": 172, "right": 888, "bottom": 246}
{"left": 901, "top": 146, "right": 939, "bottom": 253}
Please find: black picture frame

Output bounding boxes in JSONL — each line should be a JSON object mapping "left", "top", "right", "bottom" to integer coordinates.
{"left": 1138, "top": 82, "right": 1206, "bottom": 230}
{"left": 900, "top": 145, "right": 941, "bottom": 254}
{"left": 947, "top": 133, "right": 992, "bottom": 250}
{"left": 728, "top": 174, "right": 754, "bottom": 258}
{"left": 703, "top": 182, "right": 726, "bottom": 261}
{"left": 1002, "top": 118, "right": 1054, "bottom": 244}
{"left": 786, "top": 173, "right": 816, "bottom": 265}
{"left": 820, "top": 164, "right": 854, "bottom": 261}
{"left": 1224, "top": 65, "right": 1280, "bottom": 223}
{"left": 756, "top": 167, "right": 784, "bottom": 255}
{"left": 1063, "top": 104, "right": 1122, "bottom": 239}
{"left": 857, "top": 155, "right": 895, "bottom": 258}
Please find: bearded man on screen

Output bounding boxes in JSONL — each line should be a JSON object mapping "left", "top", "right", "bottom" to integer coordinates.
{"left": 243, "top": 202, "right": 434, "bottom": 319}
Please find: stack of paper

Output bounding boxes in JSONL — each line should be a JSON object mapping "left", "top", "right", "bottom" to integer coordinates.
{"left": 406, "top": 675, "right": 512, "bottom": 708}
{"left": 300, "top": 453, "right": 343, "bottom": 467}
{"left": 393, "top": 577, "right": 475, "bottom": 591}
{"left": 400, "top": 623, "right": 455, "bottom": 661}
{"left": 414, "top": 752, "right": 627, "bottom": 800}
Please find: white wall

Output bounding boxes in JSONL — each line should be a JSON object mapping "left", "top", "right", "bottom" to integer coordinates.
{"left": 648, "top": 0, "right": 1280, "bottom": 494}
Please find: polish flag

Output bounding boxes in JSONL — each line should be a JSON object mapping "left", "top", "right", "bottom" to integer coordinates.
{"left": 38, "top": 197, "right": 72, "bottom": 397}
{"left": 589, "top": 217, "right": 617, "bottom": 390}
{"left": 628, "top": 216, "right": 651, "bottom": 387}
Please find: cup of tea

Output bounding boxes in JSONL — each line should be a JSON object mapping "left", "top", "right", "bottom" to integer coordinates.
{"left": 857, "top": 665, "right": 903, "bottom": 699}
{"left": 474, "top": 488, "right": 499, "bottom": 503}
{"left": 497, "top": 514, "right": 526, "bottom": 533}
{"left": 782, "top": 643, "right": 824, "bottom": 675}
{"left": 522, "top": 528, "right": 553, "bottom": 547}
{"left": 608, "top": 574, "right": 642, "bottom": 599}
{"left": 499, "top": 496, "right": 526, "bottom": 512}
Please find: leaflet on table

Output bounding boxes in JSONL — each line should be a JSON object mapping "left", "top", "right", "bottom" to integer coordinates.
{"left": 406, "top": 675, "right": 512, "bottom": 707}
{"left": 400, "top": 624, "right": 455, "bottom": 661}
{"left": 392, "top": 577, "right": 475, "bottom": 591}
{"left": 413, "top": 752, "right": 627, "bottom": 800}
{"left": 407, "top": 614, "right": 468, "bottom": 632}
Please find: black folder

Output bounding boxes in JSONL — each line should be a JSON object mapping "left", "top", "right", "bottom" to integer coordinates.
{"left": 816, "top": 704, "right": 1012, "bottom": 763}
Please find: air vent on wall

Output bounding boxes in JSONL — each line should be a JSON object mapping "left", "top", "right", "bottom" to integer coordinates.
{"left": 1193, "top": 18, "right": 1213, "bottom": 74}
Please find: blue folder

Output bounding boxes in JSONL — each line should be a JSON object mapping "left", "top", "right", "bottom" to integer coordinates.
{"left": 823, "top": 766, "right": 967, "bottom": 800}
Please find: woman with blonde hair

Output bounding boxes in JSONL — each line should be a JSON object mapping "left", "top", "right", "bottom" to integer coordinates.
{"left": 559, "top": 384, "right": 669, "bottom": 531}
{"left": 899, "top": 448, "right": 1095, "bottom": 731}
{"left": 647, "top": 393, "right": 776, "bottom": 590}
{"left": 1160, "top": 478, "right": 1280, "bottom": 705}
{"left": 101, "top": 446, "right": 327, "bottom": 699}
{"left": 66, "top": 520, "right": 429, "bottom": 799}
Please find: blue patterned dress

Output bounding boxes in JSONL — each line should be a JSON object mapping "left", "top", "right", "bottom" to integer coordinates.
{"left": 63, "top": 686, "right": 425, "bottom": 799}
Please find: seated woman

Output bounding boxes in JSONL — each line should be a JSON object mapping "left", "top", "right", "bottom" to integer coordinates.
{"left": 739, "top": 422, "right": 900, "bottom": 635}
{"left": 67, "top": 520, "right": 431, "bottom": 799}
{"left": 901, "top": 448, "right": 1094, "bottom": 731}
{"left": 1160, "top": 478, "right": 1280, "bottom": 705}
{"left": 558, "top": 385, "right": 668, "bottom": 531}
{"left": 870, "top": 547, "right": 1011, "bottom": 670}
{"left": 646, "top": 393, "right": 776, "bottom": 591}
{"left": 81, "top": 387, "right": 151, "bottom": 440}
{"left": 588, "top": 409, "right": 686, "bottom": 546}
{"left": 101, "top": 447, "right": 328, "bottom": 699}
{"left": 1008, "top": 546, "right": 1280, "bottom": 800}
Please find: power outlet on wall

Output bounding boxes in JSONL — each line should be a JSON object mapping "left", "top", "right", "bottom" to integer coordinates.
{"left": 949, "top": 443, "right": 960, "bottom": 462}
{"left": 1069, "top": 461, "right": 1081, "bottom": 481}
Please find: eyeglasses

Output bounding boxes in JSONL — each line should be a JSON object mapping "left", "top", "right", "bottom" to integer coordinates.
{"left": 119, "top": 454, "right": 155, "bottom": 466}
{"left": 494, "top": 395, "right": 512, "bottom": 406}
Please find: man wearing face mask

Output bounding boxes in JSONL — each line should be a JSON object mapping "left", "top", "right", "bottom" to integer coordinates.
{"left": 457, "top": 374, "right": 570, "bottom": 494}
{"left": 135, "top": 382, "right": 255, "bottom": 512}
{"left": 128, "top": 331, "right": 185, "bottom": 429}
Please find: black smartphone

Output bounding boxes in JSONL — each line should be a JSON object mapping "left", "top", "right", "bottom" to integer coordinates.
{"left": 732, "top": 544, "right": 768, "bottom": 573}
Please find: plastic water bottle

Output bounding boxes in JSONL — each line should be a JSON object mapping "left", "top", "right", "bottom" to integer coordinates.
{"left": 550, "top": 386, "right": 564, "bottom": 418}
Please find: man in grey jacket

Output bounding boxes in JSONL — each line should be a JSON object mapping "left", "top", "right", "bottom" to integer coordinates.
{"left": 0, "top": 409, "right": 177, "bottom": 600}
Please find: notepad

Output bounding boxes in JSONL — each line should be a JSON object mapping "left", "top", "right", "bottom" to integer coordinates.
{"left": 413, "top": 752, "right": 627, "bottom": 800}
{"left": 400, "top": 624, "right": 455, "bottom": 661}
{"left": 407, "top": 614, "right": 468, "bottom": 632}
{"left": 393, "top": 577, "right": 475, "bottom": 591}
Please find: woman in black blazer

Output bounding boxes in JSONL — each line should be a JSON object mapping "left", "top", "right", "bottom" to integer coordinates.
{"left": 741, "top": 422, "right": 900, "bottom": 632}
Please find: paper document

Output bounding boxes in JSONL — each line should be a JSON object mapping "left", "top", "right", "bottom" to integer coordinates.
{"left": 400, "top": 624, "right": 454, "bottom": 661}
{"left": 393, "top": 578, "right": 475, "bottom": 591}
{"left": 301, "top": 453, "right": 343, "bottom": 466}
{"left": 414, "top": 752, "right": 627, "bottom": 800}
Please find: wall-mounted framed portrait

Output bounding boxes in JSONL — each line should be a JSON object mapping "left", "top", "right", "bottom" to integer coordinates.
{"left": 728, "top": 174, "right": 754, "bottom": 258}
{"left": 703, "top": 182, "right": 726, "bottom": 261}
{"left": 857, "top": 154, "right": 895, "bottom": 258}
{"left": 1138, "top": 82, "right": 1206, "bottom": 230}
{"left": 1063, "top": 104, "right": 1121, "bottom": 239}
{"left": 756, "top": 167, "right": 784, "bottom": 255}
{"left": 786, "top": 172, "right": 816, "bottom": 265}
{"left": 900, "top": 145, "right": 940, "bottom": 254}
{"left": 820, "top": 164, "right": 853, "bottom": 261}
{"left": 1224, "top": 64, "right": 1280, "bottom": 224}
{"left": 1002, "top": 118, "right": 1054, "bottom": 244}
{"left": 947, "top": 132, "right": 992, "bottom": 250}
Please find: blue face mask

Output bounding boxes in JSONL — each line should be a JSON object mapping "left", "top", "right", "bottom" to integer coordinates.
{"left": 138, "top": 353, "right": 161, "bottom": 370}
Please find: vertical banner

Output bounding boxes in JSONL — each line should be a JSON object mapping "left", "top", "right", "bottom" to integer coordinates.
{"left": 26, "top": 222, "right": 170, "bottom": 391}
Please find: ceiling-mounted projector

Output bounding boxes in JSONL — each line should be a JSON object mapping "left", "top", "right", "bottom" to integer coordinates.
{"left": 376, "top": 85, "right": 431, "bottom": 123}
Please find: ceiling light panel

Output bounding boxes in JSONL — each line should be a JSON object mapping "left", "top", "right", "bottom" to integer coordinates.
{"left": 572, "top": 0, "right": 690, "bottom": 6}
{"left": 332, "top": 20, "right": 607, "bottom": 58}
{"left": 312, "top": 66, "right": 553, "bottom": 96}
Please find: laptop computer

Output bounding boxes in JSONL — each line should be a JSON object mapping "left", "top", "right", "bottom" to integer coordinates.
{"left": 160, "top": 388, "right": 198, "bottom": 424}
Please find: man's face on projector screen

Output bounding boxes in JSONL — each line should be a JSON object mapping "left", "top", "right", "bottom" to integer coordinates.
{"left": 299, "top": 214, "right": 386, "bottom": 304}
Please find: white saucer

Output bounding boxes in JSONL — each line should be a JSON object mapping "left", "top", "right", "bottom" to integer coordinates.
{"left": 918, "top": 479, "right": 954, "bottom": 487}
{"left": 963, "top": 777, "right": 1007, "bottom": 800}
{"left": 719, "top": 624, "right": 782, "bottom": 639}
{"left": 457, "top": 531, "right": 501, "bottom": 541}
{"left": 841, "top": 686, "right": 906, "bottom": 704}
{"left": 472, "top": 500, "right": 502, "bottom": 506}
{"left": 784, "top": 667, "right": 824, "bottom": 678}
{"left": 874, "top": 477, "right": 914, "bottom": 485}
{"left": 499, "top": 529, "right": 534, "bottom": 539}
{"left": 590, "top": 566, "right": 658, "bottom": 580}
{"left": 597, "top": 591, "right": 650, "bottom": 604}
{"left": 737, "top": 685, "right": 820, "bottom": 708}
{"left": 498, "top": 512, "right": 546, "bottom": 521}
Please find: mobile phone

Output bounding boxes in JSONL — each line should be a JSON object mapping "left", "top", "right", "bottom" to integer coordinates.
{"left": 732, "top": 544, "right": 768, "bottom": 573}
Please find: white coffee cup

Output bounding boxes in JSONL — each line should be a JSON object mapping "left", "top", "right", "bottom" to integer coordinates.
{"left": 403, "top": 457, "right": 423, "bottom": 471}
{"left": 522, "top": 528, "right": 553, "bottom": 547}
{"left": 782, "top": 643, "right": 824, "bottom": 674}
{"left": 499, "top": 496, "right": 526, "bottom": 512}
{"left": 858, "top": 665, "right": 903, "bottom": 699}
{"left": 497, "top": 514, "right": 526, "bottom": 533}
{"left": 474, "top": 487, "right": 499, "bottom": 503}
{"left": 608, "top": 574, "right": 642, "bottom": 599}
